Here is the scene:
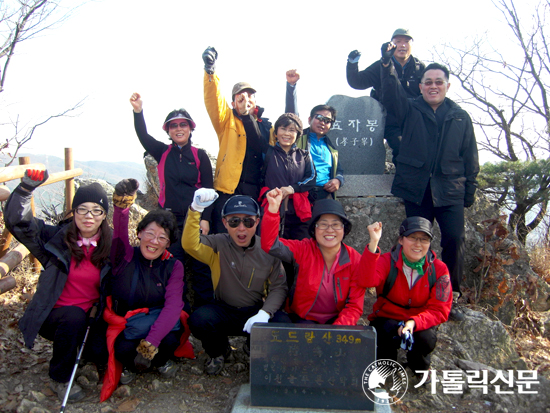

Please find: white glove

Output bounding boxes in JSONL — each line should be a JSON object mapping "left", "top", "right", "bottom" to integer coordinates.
{"left": 243, "top": 309, "right": 270, "bottom": 333}
{"left": 191, "top": 188, "right": 219, "bottom": 212}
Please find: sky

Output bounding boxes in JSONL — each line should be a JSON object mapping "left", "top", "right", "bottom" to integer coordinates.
{"left": 0, "top": 0, "right": 522, "bottom": 176}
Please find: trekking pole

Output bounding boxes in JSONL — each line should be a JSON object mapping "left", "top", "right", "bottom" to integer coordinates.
{"left": 60, "top": 306, "right": 97, "bottom": 412}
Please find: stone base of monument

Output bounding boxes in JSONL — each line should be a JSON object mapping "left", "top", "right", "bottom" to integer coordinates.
{"left": 231, "top": 384, "right": 393, "bottom": 413}
{"left": 337, "top": 175, "right": 394, "bottom": 197}
{"left": 246, "top": 324, "right": 381, "bottom": 411}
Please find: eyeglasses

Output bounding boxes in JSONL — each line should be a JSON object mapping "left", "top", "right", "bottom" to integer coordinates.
{"left": 314, "top": 114, "right": 333, "bottom": 124}
{"left": 315, "top": 222, "right": 344, "bottom": 231}
{"left": 421, "top": 80, "right": 446, "bottom": 86}
{"left": 169, "top": 122, "right": 189, "bottom": 129}
{"left": 226, "top": 217, "right": 257, "bottom": 228}
{"left": 141, "top": 231, "right": 170, "bottom": 244}
{"left": 75, "top": 207, "right": 104, "bottom": 216}
{"left": 406, "top": 235, "right": 431, "bottom": 245}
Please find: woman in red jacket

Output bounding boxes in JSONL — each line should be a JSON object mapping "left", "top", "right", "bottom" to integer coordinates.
{"left": 261, "top": 187, "right": 365, "bottom": 325}
{"left": 359, "top": 217, "right": 452, "bottom": 375}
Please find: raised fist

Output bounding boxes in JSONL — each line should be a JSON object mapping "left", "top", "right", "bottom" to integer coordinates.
{"left": 381, "top": 42, "right": 396, "bottom": 65}
{"left": 202, "top": 46, "right": 218, "bottom": 74}
{"left": 21, "top": 169, "right": 49, "bottom": 192}
{"left": 348, "top": 50, "right": 361, "bottom": 64}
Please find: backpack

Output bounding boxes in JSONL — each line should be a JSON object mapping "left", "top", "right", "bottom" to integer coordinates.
{"left": 380, "top": 251, "right": 437, "bottom": 309}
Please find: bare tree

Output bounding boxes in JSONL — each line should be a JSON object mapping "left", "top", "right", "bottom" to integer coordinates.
{"left": 434, "top": 0, "right": 550, "bottom": 244}
{"left": 0, "top": 1, "right": 86, "bottom": 165}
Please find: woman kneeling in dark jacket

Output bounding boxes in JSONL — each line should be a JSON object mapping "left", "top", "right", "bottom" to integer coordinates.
{"left": 5, "top": 170, "right": 111, "bottom": 402}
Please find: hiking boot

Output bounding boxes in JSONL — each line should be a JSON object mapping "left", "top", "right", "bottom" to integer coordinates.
{"left": 119, "top": 367, "right": 136, "bottom": 385}
{"left": 158, "top": 359, "right": 178, "bottom": 378}
{"left": 204, "top": 355, "right": 224, "bottom": 375}
{"left": 449, "top": 292, "right": 465, "bottom": 322}
{"left": 50, "top": 379, "right": 85, "bottom": 402}
{"left": 449, "top": 302, "right": 465, "bottom": 321}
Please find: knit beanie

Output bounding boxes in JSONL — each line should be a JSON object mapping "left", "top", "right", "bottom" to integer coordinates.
{"left": 72, "top": 183, "right": 109, "bottom": 214}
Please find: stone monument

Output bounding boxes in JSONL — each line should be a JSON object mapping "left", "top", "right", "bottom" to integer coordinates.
{"left": 250, "top": 323, "right": 377, "bottom": 411}
{"left": 326, "top": 95, "right": 393, "bottom": 196}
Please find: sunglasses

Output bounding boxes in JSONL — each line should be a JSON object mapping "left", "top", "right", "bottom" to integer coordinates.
{"left": 169, "top": 122, "right": 189, "bottom": 129}
{"left": 314, "top": 114, "right": 333, "bottom": 124}
{"left": 226, "top": 217, "right": 257, "bottom": 228}
{"left": 421, "top": 80, "right": 446, "bottom": 86}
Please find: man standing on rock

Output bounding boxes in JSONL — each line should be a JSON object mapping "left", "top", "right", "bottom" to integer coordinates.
{"left": 182, "top": 189, "right": 287, "bottom": 375}
{"left": 346, "top": 28, "right": 425, "bottom": 161}
{"left": 380, "top": 44, "right": 479, "bottom": 321}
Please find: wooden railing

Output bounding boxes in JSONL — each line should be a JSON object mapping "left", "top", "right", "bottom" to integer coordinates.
{"left": 0, "top": 148, "right": 82, "bottom": 294}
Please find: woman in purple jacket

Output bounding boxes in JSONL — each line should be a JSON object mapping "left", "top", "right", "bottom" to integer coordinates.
{"left": 110, "top": 179, "right": 184, "bottom": 384}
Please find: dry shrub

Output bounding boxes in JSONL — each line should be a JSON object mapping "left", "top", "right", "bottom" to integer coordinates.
{"left": 529, "top": 243, "right": 550, "bottom": 284}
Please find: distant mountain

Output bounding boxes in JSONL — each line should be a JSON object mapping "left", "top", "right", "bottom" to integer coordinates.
{"left": 1, "top": 154, "right": 147, "bottom": 217}
{"left": 1, "top": 153, "right": 147, "bottom": 189}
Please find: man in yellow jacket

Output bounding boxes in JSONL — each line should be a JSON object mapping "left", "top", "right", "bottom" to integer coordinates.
{"left": 202, "top": 46, "right": 280, "bottom": 233}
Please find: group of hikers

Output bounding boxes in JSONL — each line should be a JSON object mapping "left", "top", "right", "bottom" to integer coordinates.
{"left": 4, "top": 27, "right": 478, "bottom": 404}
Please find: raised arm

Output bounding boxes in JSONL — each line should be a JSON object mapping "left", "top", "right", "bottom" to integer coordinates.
{"left": 111, "top": 179, "right": 139, "bottom": 271}
{"left": 261, "top": 189, "right": 296, "bottom": 264}
{"left": 285, "top": 69, "right": 299, "bottom": 115}
{"left": 4, "top": 169, "right": 57, "bottom": 266}
{"left": 380, "top": 42, "right": 410, "bottom": 125}
{"left": 203, "top": 47, "right": 231, "bottom": 139}
{"left": 346, "top": 50, "right": 382, "bottom": 91}
{"left": 130, "top": 93, "right": 167, "bottom": 161}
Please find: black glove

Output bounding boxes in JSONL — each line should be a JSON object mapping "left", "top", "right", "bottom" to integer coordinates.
{"left": 134, "top": 353, "right": 151, "bottom": 372}
{"left": 202, "top": 46, "right": 218, "bottom": 74}
{"left": 113, "top": 179, "right": 139, "bottom": 209}
{"left": 381, "top": 42, "right": 396, "bottom": 65}
{"left": 348, "top": 50, "right": 361, "bottom": 64}
{"left": 21, "top": 169, "right": 49, "bottom": 192}
{"left": 464, "top": 194, "right": 475, "bottom": 208}
{"left": 115, "top": 178, "right": 139, "bottom": 197}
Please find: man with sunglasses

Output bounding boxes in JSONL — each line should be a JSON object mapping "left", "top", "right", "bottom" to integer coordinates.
{"left": 284, "top": 85, "right": 343, "bottom": 202}
{"left": 182, "top": 189, "right": 287, "bottom": 375}
{"left": 380, "top": 45, "right": 479, "bottom": 322}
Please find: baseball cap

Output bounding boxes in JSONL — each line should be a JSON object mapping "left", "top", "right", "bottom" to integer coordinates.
{"left": 232, "top": 82, "right": 256, "bottom": 101}
{"left": 222, "top": 195, "right": 260, "bottom": 217}
{"left": 392, "top": 28, "right": 413, "bottom": 40}
{"left": 399, "top": 217, "right": 433, "bottom": 238}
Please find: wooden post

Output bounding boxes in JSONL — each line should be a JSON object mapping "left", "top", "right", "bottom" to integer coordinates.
{"left": 0, "top": 229, "right": 12, "bottom": 259}
{"left": 65, "top": 148, "right": 74, "bottom": 213}
{"left": 0, "top": 276, "right": 16, "bottom": 295}
{"left": 18, "top": 158, "right": 41, "bottom": 274}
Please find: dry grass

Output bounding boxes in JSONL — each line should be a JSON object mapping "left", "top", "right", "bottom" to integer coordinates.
{"left": 529, "top": 243, "right": 550, "bottom": 284}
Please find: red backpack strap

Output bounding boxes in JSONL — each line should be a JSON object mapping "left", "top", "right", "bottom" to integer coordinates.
{"left": 190, "top": 146, "right": 201, "bottom": 188}
{"left": 157, "top": 146, "right": 173, "bottom": 207}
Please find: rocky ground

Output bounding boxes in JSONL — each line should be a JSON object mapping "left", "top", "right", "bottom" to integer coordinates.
{"left": 2, "top": 286, "right": 549, "bottom": 413}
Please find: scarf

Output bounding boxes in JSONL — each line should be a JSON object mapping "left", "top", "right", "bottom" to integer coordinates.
{"left": 402, "top": 251, "right": 425, "bottom": 276}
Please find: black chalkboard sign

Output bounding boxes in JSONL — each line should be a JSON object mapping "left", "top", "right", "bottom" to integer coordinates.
{"left": 250, "top": 323, "right": 376, "bottom": 411}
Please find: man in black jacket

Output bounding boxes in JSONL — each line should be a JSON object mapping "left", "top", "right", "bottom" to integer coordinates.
{"left": 346, "top": 28, "right": 425, "bottom": 160}
{"left": 380, "top": 43, "right": 479, "bottom": 321}
{"left": 346, "top": 28, "right": 424, "bottom": 100}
